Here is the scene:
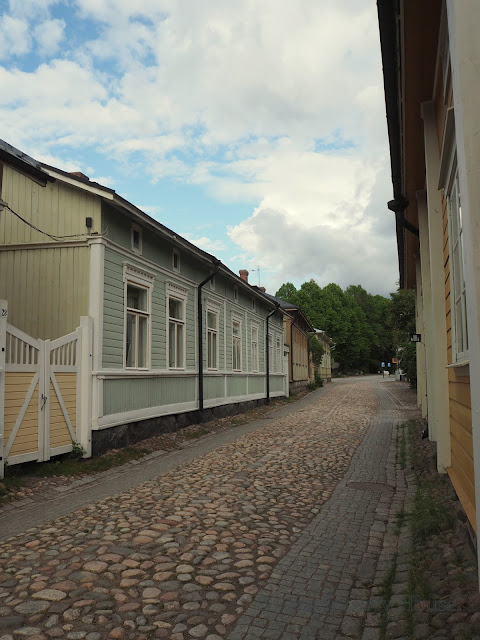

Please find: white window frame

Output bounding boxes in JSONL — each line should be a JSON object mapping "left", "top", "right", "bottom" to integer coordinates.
{"left": 209, "top": 277, "right": 215, "bottom": 291}
{"left": 131, "top": 223, "right": 142, "bottom": 255}
{"left": 232, "top": 316, "right": 242, "bottom": 372}
{"left": 447, "top": 166, "right": 469, "bottom": 362}
{"left": 123, "top": 263, "right": 154, "bottom": 370}
{"left": 268, "top": 333, "right": 273, "bottom": 372}
{"left": 172, "top": 249, "right": 180, "bottom": 273}
{"left": 251, "top": 323, "right": 259, "bottom": 372}
{"left": 167, "top": 282, "right": 188, "bottom": 370}
{"left": 206, "top": 306, "right": 219, "bottom": 371}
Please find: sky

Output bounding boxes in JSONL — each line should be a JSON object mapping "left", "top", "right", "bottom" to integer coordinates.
{"left": 0, "top": 0, "right": 398, "bottom": 298}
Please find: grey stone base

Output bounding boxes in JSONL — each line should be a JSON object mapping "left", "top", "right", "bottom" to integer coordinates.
{"left": 92, "top": 398, "right": 268, "bottom": 456}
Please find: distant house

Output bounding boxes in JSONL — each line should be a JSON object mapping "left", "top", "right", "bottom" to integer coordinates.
{"left": 257, "top": 291, "right": 313, "bottom": 393}
{"left": 0, "top": 140, "right": 286, "bottom": 474}
{"left": 378, "top": 1, "right": 480, "bottom": 554}
{"left": 310, "top": 329, "right": 333, "bottom": 382}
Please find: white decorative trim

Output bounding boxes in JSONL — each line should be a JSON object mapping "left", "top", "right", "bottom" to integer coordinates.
{"left": 123, "top": 262, "right": 155, "bottom": 287}
{"left": 167, "top": 281, "right": 189, "bottom": 300}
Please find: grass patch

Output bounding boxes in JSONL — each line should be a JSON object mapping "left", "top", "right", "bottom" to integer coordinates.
{"left": 184, "top": 427, "right": 209, "bottom": 440}
{"left": 410, "top": 479, "right": 455, "bottom": 543}
{"left": 2, "top": 446, "right": 148, "bottom": 491}
{"left": 379, "top": 551, "right": 398, "bottom": 639}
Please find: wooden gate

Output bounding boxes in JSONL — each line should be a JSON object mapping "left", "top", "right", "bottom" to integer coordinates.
{"left": 0, "top": 300, "right": 90, "bottom": 477}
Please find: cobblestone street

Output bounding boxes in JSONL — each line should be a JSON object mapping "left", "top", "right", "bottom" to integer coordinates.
{"left": 0, "top": 377, "right": 420, "bottom": 640}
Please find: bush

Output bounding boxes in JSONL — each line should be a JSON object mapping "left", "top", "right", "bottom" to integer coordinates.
{"left": 314, "top": 371, "right": 324, "bottom": 387}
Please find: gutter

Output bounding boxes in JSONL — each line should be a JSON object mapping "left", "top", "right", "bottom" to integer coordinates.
{"left": 197, "top": 258, "right": 221, "bottom": 412}
{"left": 265, "top": 304, "right": 279, "bottom": 403}
{"left": 377, "top": 0, "right": 409, "bottom": 289}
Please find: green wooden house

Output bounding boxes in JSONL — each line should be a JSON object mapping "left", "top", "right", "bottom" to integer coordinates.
{"left": 0, "top": 140, "right": 286, "bottom": 470}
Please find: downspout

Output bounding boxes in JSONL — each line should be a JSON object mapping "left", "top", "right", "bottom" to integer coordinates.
{"left": 290, "top": 322, "right": 294, "bottom": 383}
{"left": 198, "top": 258, "right": 221, "bottom": 412}
{"left": 265, "top": 304, "right": 279, "bottom": 403}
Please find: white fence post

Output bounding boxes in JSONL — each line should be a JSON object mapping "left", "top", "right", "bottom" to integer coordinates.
{"left": 77, "top": 316, "right": 93, "bottom": 458}
{"left": 0, "top": 300, "right": 7, "bottom": 478}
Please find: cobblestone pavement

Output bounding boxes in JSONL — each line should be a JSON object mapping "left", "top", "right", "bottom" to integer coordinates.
{"left": 0, "top": 377, "right": 419, "bottom": 640}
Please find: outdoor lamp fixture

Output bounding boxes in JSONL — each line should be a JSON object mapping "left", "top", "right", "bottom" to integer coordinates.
{"left": 410, "top": 334, "right": 422, "bottom": 343}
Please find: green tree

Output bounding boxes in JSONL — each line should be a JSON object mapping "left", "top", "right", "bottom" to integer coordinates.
{"left": 390, "top": 289, "right": 417, "bottom": 387}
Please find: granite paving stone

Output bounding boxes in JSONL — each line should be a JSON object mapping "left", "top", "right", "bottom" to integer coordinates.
{"left": 0, "top": 377, "right": 419, "bottom": 639}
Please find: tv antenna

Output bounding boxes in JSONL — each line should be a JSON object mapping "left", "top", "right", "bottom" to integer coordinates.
{"left": 250, "top": 266, "right": 261, "bottom": 286}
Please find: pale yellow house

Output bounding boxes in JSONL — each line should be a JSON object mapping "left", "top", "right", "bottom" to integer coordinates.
{"left": 378, "top": 0, "right": 480, "bottom": 560}
{"left": 310, "top": 329, "right": 332, "bottom": 383}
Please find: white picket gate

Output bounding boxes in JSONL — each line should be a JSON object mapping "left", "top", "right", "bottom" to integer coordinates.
{"left": 0, "top": 300, "right": 92, "bottom": 478}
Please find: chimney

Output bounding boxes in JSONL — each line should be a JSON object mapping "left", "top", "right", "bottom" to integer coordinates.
{"left": 259, "top": 286, "right": 266, "bottom": 293}
{"left": 70, "top": 171, "right": 90, "bottom": 181}
{"left": 239, "top": 269, "right": 249, "bottom": 283}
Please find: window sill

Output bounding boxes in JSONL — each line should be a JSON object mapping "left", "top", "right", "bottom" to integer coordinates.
{"left": 446, "top": 360, "right": 470, "bottom": 377}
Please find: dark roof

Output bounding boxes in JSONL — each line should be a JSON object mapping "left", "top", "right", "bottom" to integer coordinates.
{"left": 0, "top": 139, "right": 53, "bottom": 185}
{"left": 257, "top": 289, "right": 314, "bottom": 331}
{"left": 0, "top": 138, "right": 277, "bottom": 308}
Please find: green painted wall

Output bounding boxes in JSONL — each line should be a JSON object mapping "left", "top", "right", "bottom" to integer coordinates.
{"left": 204, "top": 375, "right": 225, "bottom": 400}
{"left": 103, "top": 376, "right": 196, "bottom": 414}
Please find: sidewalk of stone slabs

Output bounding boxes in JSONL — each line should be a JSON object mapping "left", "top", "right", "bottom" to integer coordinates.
{"left": 0, "top": 377, "right": 413, "bottom": 640}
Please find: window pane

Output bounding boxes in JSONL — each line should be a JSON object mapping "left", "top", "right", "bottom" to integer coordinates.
{"left": 127, "top": 285, "right": 147, "bottom": 311}
{"left": 177, "top": 324, "right": 184, "bottom": 367}
{"left": 233, "top": 321, "right": 240, "bottom": 336}
{"left": 169, "top": 322, "right": 176, "bottom": 367}
{"left": 169, "top": 298, "right": 183, "bottom": 320}
{"left": 207, "top": 311, "right": 216, "bottom": 330}
{"left": 138, "top": 315, "right": 147, "bottom": 368}
{"left": 126, "top": 313, "right": 136, "bottom": 367}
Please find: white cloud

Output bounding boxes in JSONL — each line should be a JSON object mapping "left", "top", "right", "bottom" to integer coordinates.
{"left": 0, "top": 0, "right": 395, "bottom": 295}
{"left": 181, "top": 234, "right": 226, "bottom": 253}
{"left": 34, "top": 19, "right": 65, "bottom": 57}
{"left": 0, "top": 15, "right": 30, "bottom": 59}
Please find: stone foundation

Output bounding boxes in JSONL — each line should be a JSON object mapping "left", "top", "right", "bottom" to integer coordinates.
{"left": 92, "top": 398, "right": 268, "bottom": 456}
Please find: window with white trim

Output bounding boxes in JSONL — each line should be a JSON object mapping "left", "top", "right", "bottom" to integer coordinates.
{"left": 251, "top": 324, "right": 259, "bottom": 372}
{"left": 125, "top": 284, "right": 149, "bottom": 368}
{"left": 209, "top": 277, "right": 215, "bottom": 291}
{"left": 207, "top": 309, "right": 219, "bottom": 370}
{"left": 123, "top": 263, "right": 154, "bottom": 369}
{"left": 448, "top": 168, "right": 468, "bottom": 359}
{"left": 131, "top": 223, "right": 142, "bottom": 254}
{"left": 252, "top": 297, "right": 256, "bottom": 311}
{"left": 168, "top": 295, "right": 185, "bottom": 368}
{"left": 232, "top": 319, "right": 242, "bottom": 371}
{"left": 268, "top": 334, "right": 273, "bottom": 370}
{"left": 233, "top": 286, "right": 238, "bottom": 302}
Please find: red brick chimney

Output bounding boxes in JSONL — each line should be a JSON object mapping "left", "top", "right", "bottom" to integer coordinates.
{"left": 70, "top": 171, "right": 90, "bottom": 181}
{"left": 259, "top": 286, "right": 266, "bottom": 293}
{"left": 239, "top": 269, "right": 249, "bottom": 283}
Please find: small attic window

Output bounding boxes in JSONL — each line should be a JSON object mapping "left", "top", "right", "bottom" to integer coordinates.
{"left": 172, "top": 249, "right": 180, "bottom": 273}
{"left": 252, "top": 297, "right": 256, "bottom": 311}
{"left": 131, "top": 223, "right": 142, "bottom": 254}
{"left": 233, "top": 285, "right": 238, "bottom": 302}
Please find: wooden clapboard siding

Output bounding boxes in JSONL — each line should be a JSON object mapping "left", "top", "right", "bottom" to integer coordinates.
{"left": 0, "top": 246, "right": 89, "bottom": 340}
{"left": 227, "top": 376, "right": 247, "bottom": 398}
{"left": 103, "top": 376, "right": 196, "bottom": 414}
{"left": 49, "top": 377, "right": 75, "bottom": 448}
{"left": 270, "top": 375, "right": 285, "bottom": 393}
{"left": 4, "top": 372, "right": 39, "bottom": 456}
{"left": 0, "top": 165, "right": 101, "bottom": 244}
{"left": 204, "top": 376, "right": 226, "bottom": 400}
{"left": 249, "top": 376, "right": 265, "bottom": 394}
{"left": 441, "top": 160, "right": 476, "bottom": 530}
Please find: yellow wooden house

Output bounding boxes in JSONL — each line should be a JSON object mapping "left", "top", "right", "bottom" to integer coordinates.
{"left": 378, "top": 0, "right": 480, "bottom": 559}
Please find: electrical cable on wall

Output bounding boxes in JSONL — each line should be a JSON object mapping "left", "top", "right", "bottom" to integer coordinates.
{"left": 3, "top": 204, "right": 107, "bottom": 241}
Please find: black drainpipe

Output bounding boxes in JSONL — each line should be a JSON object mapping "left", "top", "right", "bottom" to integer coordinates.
{"left": 265, "top": 305, "right": 279, "bottom": 403}
{"left": 290, "top": 321, "right": 294, "bottom": 383}
{"left": 198, "top": 259, "right": 221, "bottom": 412}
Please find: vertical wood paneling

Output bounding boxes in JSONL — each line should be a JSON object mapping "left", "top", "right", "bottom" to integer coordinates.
{"left": 0, "top": 247, "right": 89, "bottom": 340}
{"left": 0, "top": 166, "right": 101, "bottom": 244}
